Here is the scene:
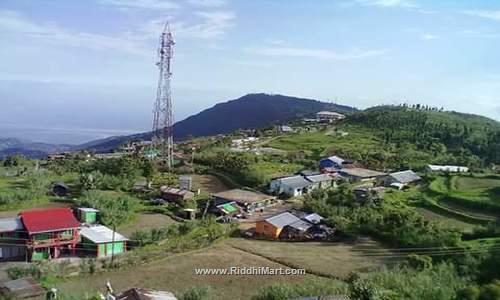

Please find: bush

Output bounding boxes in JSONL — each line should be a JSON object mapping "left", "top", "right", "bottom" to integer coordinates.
{"left": 180, "top": 286, "right": 212, "bottom": 300}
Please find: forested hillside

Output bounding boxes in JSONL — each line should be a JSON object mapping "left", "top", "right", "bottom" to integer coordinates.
{"left": 348, "top": 105, "right": 500, "bottom": 167}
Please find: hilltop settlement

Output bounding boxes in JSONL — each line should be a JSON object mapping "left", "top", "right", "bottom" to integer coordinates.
{"left": 1, "top": 102, "right": 500, "bottom": 299}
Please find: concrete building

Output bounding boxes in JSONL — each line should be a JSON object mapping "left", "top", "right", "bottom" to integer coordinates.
{"left": 316, "top": 111, "right": 346, "bottom": 122}
{"left": 427, "top": 165, "right": 469, "bottom": 173}
{"left": 270, "top": 175, "right": 313, "bottom": 197}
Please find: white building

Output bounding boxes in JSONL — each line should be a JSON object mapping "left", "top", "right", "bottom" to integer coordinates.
{"left": 316, "top": 111, "right": 346, "bottom": 122}
{"left": 427, "top": 165, "right": 469, "bottom": 173}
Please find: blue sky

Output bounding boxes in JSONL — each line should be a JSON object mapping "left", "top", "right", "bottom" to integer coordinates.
{"left": 1, "top": 0, "right": 500, "bottom": 144}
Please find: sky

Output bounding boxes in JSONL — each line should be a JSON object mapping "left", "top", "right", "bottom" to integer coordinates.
{"left": 1, "top": 0, "right": 500, "bottom": 144}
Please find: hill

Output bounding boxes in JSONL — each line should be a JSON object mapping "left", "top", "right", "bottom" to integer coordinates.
{"left": 0, "top": 137, "right": 71, "bottom": 159}
{"left": 73, "top": 93, "right": 356, "bottom": 152}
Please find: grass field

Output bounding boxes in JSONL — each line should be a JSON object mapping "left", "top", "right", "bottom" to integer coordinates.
{"left": 414, "top": 207, "right": 479, "bottom": 232}
{"left": 118, "top": 212, "right": 178, "bottom": 237}
{"left": 227, "top": 237, "right": 396, "bottom": 279}
{"left": 55, "top": 242, "right": 345, "bottom": 299}
{"left": 192, "top": 174, "right": 229, "bottom": 194}
{"left": 268, "top": 126, "right": 381, "bottom": 160}
{"left": 428, "top": 175, "right": 500, "bottom": 216}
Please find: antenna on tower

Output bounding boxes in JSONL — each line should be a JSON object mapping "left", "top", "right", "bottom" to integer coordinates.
{"left": 151, "top": 21, "right": 175, "bottom": 168}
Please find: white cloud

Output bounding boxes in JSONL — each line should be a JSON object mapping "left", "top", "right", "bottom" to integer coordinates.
{"left": 187, "top": 0, "right": 226, "bottom": 7}
{"left": 354, "top": 0, "right": 417, "bottom": 8}
{"left": 176, "top": 11, "right": 236, "bottom": 39}
{"left": 98, "top": 0, "right": 180, "bottom": 10}
{"left": 420, "top": 33, "right": 438, "bottom": 40}
{"left": 463, "top": 10, "right": 500, "bottom": 21}
{"left": 461, "top": 29, "right": 500, "bottom": 39}
{"left": 0, "top": 10, "right": 148, "bottom": 55}
{"left": 247, "top": 46, "right": 387, "bottom": 60}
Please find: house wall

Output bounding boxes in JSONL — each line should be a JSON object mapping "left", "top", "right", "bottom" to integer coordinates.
{"left": 0, "top": 245, "right": 26, "bottom": 260}
{"left": 97, "top": 241, "right": 126, "bottom": 258}
{"left": 255, "top": 221, "right": 281, "bottom": 239}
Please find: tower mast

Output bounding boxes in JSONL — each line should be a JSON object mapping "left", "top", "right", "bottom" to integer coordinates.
{"left": 152, "top": 22, "right": 175, "bottom": 168}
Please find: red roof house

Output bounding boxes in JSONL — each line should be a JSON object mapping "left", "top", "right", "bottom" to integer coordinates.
{"left": 18, "top": 208, "right": 81, "bottom": 261}
{"left": 20, "top": 208, "right": 80, "bottom": 234}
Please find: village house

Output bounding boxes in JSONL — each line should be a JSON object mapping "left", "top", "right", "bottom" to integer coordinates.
{"left": 0, "top": 207, "right": 129, "bottom": 261}
{"left": 76, "top": 207, "right": 99, "bottom": 224}
{"left": 270, "top": 172, "right": 338, "bottom": 197}
{"left": 339, "top": 167, "right": 386, "bottom": 182}
{"left": 319, "top": 155, "right": 353, "bottom": 172}
{"left": 269, "top": 175, "right": 313, "bottom": 197}
{"left": 0, "top": 217, "right": 25, "bottom": 261}
{"left": 379, "top": 170, "right": 421, "bottom": 189}
{"left": 80, "top": 225, "right": 128, "bottom": 258}
{"left": 306, "top": 173, "right": 337, "bottom": 190}
{"left": 255, "top": 211, "right": 332, "bottom": 240}
{"left": 255, "top": 212, "right": 301, "bottom": 239}
{"left": 212, "top": 189, "right": 276, "bottom": 212}
{"left": 208, "top": 197, "right": 241, "bottom": 220}
{"left": 316, "top": 111, "right": 346, "bottom": 122}
{"left": 160, "top": 186, "right": 195, "bottom": 203}
{"left": 19, "top": 208, "right": 81, "bottom": 261}
{"left": 427, "top": 164, "right": 469, "bottom": 173}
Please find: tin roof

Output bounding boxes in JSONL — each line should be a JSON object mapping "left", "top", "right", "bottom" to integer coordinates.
{"left": 0, "top": 217, "right": 23, "bottom": 233}
{"left": 265, "top": 212, "right": 301, "bottom": 228}
{"left": 116, "top": 288, "right": 178, "bottom": 300}
{"left": 288, "top": 220, "right": 313, "bottom": 231}
{"left": 19, "top": 208, "right": 80, "bottom": 234}
{"left": 80, "top": 225, "right": 128, "bottom": 243}
{"left": 0, "top": 277, "right": 45, "bottom": 298}
{"left": 340, "top": 168, "right": 386, "bottom": 179}
{"left": 306, "top": 174, "right": 334, "bottom": 183}
{"left": 78, "top": 207, "right": 99, "bottom": 213}
{"left": 279, "top": 175, "right": 312, "bottom": 189}
{"left": 388, "top": 170, "right": 421, "bottom": 184}
{"left": 302, "top": 213, "right": 324, "bottom": 224}
{"left": 212, "top": 189, "right": 275, "bottom": 204}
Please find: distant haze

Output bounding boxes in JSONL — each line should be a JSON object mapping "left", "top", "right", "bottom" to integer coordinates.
{"left": 1, "top": 0, "right": 500, "bottom": 144}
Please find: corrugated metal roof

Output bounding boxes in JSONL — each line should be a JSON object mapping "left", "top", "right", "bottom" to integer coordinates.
{"left": 116, "top": 288, "right": 178, "bottom": 300}
{"left": 389, "top": 170, "right": 421, "bottom": 184}
{"left": 288, "top": 220, "right": 312, "bottom": 231}
{"left": 78, "top": 207, "right": 99, "bottom": 213}
{"left": 428, "top": 165, "right": 469, "bottom": 172}
{"left": 265, "top": 212, "right": 301, "bottom": 228}
{"left": 303, "top": 213, "right": 324, "bottom": 224}
{"left": 212, "top": 189, "right": 274, "bottom": 204}
{"left": 306, "top": 174, "right": 334, "bottom": 183}
{"left": 280, "top": 176, "right": 312, "bottom": 189}
{"left": 340, "top": 168, "right": 386, "bottom": 178}
{"left": 0, "top": 217, "right": 23, "bottom": 233}
{"left": 19, "top": 208, "right": 80, "bottom": 234}
{"left": 80, "top": 225, "right": 128, "bottom": 243}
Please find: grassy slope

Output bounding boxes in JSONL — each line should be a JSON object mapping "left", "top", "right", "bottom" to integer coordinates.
{"left": 56, "top": 241, "right": 345, "bottom": 299}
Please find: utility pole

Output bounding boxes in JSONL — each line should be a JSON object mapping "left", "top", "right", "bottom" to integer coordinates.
{"left": 152, "top": 22, "right": 175, "bottom": 168}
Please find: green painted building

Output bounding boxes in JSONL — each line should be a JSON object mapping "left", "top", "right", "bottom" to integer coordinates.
{"left": 79, "top": 225, "right": 128, "bottom": 258}
{"left": 76, "top": 208, "right": 99, "bottom": 224}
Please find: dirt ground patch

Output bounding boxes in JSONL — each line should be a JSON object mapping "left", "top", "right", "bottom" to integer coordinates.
{"left": 192, "top": 174, "right": 228, "bottom": 194}
{"left": 228, "top": 237, "right": 397, "bottom": 279}
{"left": 55, "top": 243, "right": 341, "bottom": 299}
{"left": 118, "top": 213, "right": 178, "bottom": 237}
